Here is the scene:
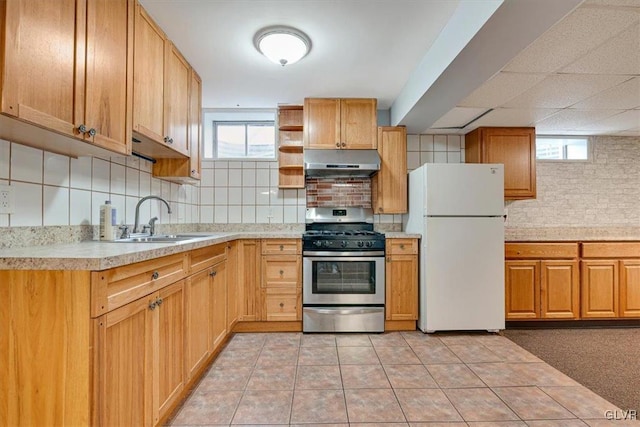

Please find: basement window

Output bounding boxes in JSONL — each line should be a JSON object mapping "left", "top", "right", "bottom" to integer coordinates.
{"left": 211, "top": 121, "right": 275, "bottom": 159}
{"left": 536, "top": 136, "right": 589, "bottom": 160}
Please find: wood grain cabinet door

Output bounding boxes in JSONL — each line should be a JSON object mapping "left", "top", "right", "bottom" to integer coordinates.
{"left": 373, "top": 126, "right": 407, "bottom": 214}
{"left": 620, "top": 260, "right": 640, "bottom": 318}
{"left": 188, "top": 69, "right": 202, "bottom": 179}
{"left": 505, "top": 260, "right": 540, "bottom": 319}
{"left": 540, "top": 260, "right": 579, "bottom": 319}
{"left": 185, "top": 269, "right": 211, "bottom": 381}
{"left": 164, "top": 42, "right": 190, "bottom": 156}
{"left": 209, "top": 260, "right": 228, "bottom": 352}
{"left": 581, "top": 260, "right": 618, "bottom": 318}
{"left": 303, "top": 98, "right": 341, "bottom": 149}
{"left": 340, "top": 98, "right": 377, "bottom": 149}
{"left": 385, "top": 254, "right": 418, "bottom": 321}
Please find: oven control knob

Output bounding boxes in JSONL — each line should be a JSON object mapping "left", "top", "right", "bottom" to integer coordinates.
{"left": 341, "top": 240, "right": 348, "bottom": 248}
{"left": 366, "top": 241, "right": 373, "bottom": 247}
{"left": 323, "top": 241, "right": 330, "bottom": 248}
{"left": 357, "top": 241, "right": 364, "bottom": 247}
{"left": 313, "top": 241, "right": 322, "bottom": 247}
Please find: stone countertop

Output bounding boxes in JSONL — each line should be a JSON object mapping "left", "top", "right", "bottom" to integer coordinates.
{"left": 0, "top": 231, "right": 303, "bottom": 271}
{"left": 384, "top": 232, "right": 422, "bottom": 239}
{"left": 505, "top": 227, "right": 640, "bottom": 242}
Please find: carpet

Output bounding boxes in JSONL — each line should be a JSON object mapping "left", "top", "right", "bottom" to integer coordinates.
{"left": 503, "top": 327, "right": 640, "bottom": 413}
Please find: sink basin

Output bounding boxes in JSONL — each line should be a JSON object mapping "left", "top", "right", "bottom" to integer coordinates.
{"left": 113, "top": 233, "right": 219, "bottom": 243}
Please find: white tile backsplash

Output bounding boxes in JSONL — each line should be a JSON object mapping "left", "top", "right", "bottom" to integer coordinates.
{"left": 70, "top": 157, "right": 92, "bottom": 190}
{"left": 43, "top": 152, "right": 70, "bottom": 187}
{"left": 434, "top": 152, "right": 448, "bottom": 163}
{"left": 228, "top": 206, "right": 242, "bottom": 223}
{"left": 242, "top": 169, "right": 256, "bottom": 186}
{"left": 284, "top": 205, "right": 297, "bottom": 223}
{"left": 125, "top": 167, "right": 139, "bottom": 197}
{"left": 228, "top": 169, "right": 242, "bottom": 187}
{"left": 242, "top": 187, "right": 255, "bottom": 205}
{"left": 70, "top": 189, "right": 92, "bottom": 225}
{"left": 228, "top": 188, "right": 242, "bottom": 205}
{"left": 214, "top": 169, "right": 228, "bottom": 187}
{"left": 242, "top": 206, "right": 256, "bottom": 223}
{"left": 43, "top": 186, "right": 69, "bottom": 226}
{"left": 201, "top": 169, "right": 214, "bottom": 187}
{"left": 110, "top": 163, "right": 126, "bottom": 195}
{"left": 0, "top": 139, "right": 10, "bottom": 179}
{"left": 12, "top": 181, "right": 42, "bottom": 226}
{"left": 201, "top": 187, "right": 214, "bottom": 205}
{"left": 11, "top": 144, "right": 43, "bottom": 183}
{"left": 92, "top": 158, "right": 110, "bottom": 193}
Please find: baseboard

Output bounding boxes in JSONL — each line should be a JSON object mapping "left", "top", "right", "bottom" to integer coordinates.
{"left": 384, "top": 320, "right": 417, "bottom": 331}
{"left": 233, "top": 321, "right": 303, "bottom": 332}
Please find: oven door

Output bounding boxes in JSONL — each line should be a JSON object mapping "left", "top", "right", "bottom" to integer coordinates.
{"left": 303, "top": 253, "right": 385, "bottom": 305}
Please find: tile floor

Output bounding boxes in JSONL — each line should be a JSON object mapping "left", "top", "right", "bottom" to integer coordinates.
{"left": 168, "top": 331, "right": 638, "bottom": 426}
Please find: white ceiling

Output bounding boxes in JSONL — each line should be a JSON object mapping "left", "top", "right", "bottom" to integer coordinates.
{"left": 140, "top": 0, "right": 639, "bottom": 136}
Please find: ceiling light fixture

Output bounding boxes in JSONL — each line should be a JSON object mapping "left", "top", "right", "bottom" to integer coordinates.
{"left": 254, "top": 26, "right": 311, "bottom": 67}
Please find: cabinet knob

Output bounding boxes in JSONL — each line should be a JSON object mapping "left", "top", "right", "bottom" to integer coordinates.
{"left": 279, "top": 245, "right": 284, "bottom": 251}
{"left": 341, "top": 142, "right": 346, "bottom": 148}
{"left": 279, "top": 269, "right": 284, "bottom": 276}
{"left": 156, "top": 297, "right": 163, "bottom": 306}
{"left": 164, "top": 136, "right": 173, "bottom": 144}
{"left": 191, "top": 169, "right": 196, "bottom": 174}
{"left": 152, "top": 271, "right": 159, "bottom": 280}
{"left": 78, "top": 124, "right": 88, "bottom": 134}
{"left": 280, "top": 302, "right": 284, "bottom": 308}
{"left": 148, "top": 301, "right": 157, "bottom": 310}
{"left": 400, "top": 244, "right": 405, "bottom": 250}
{"left": 88, "top": 128, "right": 96, "bottom": 137}
{"left": 210, "top": 270, "right": 217, "bottom": 277}
{"left": 335, "top": 142, "right": 340, "bottom": 148}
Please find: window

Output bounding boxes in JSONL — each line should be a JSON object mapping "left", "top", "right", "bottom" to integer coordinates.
{"left": 210, "top": 121, "right": 275, "bottom": 159}
{"left": 536, "top": 136, "right": 589, "bottom": 160}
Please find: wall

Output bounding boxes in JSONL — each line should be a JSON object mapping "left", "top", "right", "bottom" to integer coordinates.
{"left": 0, "top": 139, "right": 199, "bottom": 230}
{"left": 506, "top": 135, "right": 640, "bottom": 228}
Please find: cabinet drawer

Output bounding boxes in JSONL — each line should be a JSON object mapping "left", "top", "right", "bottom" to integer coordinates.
{"left": 262, "top": 256, "right": 300, "bottom": 288}
{"left": 264, "top": 288, "right": 300, "bottom": 321}
{"left": 190, "top": 243, "right": 227, "bottom": 273}
{"left": 505, "top": 243, "right": 578, "bottom": 259}
{"left": 387, "top": 238, "right": 418, "bottom": 255}
{"left": 91, "top": 253, "right": 189, "bottom": 317}
{"left": 261, "top": 239, "right": 301, "bottom": 255}
{"left": 581, "top": 242, "right": 640, "bottom": 259}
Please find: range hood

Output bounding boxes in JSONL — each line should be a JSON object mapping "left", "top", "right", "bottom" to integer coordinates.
{"left": 304, "top": 149, "right": 381, "bottom": 178}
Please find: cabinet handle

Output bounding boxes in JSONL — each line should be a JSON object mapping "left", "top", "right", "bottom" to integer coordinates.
{"left": 341, "top": 142, "right": 346, "bottom": 148}
{"left": 279, "top": 269, "right": 284, "bottom": 276}
{"left": 279, "top": 245, "right": 284, "bottom": 251}
{"left": 335, "top": 142, "right": 340, "bottom": 148}
{"left": 210, "top": 271, "right": 217, "bottom": 277}
{"left": 279, "top": 302, "right": 284, "bottom": 308}
{"left": 400, "top": 244, "right": 405, "bottom": 250}
{"left": 156, "top": 297, "right": 163, "bottom": 306}
{"left": 88, "top": 128, "right": 96, "bottom": 137}
{"left": 152, "top": 271, "right": 159, "bottom": 280}
{"left": 148, "top": 301, "right": 157, "bottom": 310}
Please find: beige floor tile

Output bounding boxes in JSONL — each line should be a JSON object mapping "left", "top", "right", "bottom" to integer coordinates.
{"left": 540, "top": 386, "right": 622, "bottom": 419}
{"left": 444, "top": 387, "right": 520, "bottom": 422}
{"left": 290, "top": 389, "right": 348, "bottom": 424}
{"left": 375, "top": 345, "right": 422, "bottom": 365}
{"left": 468, "top": 362, "right": 536, "bottom": 387}
{"left": 493, "top": 386, "right": 577, "bottom": 420}
{"left": 525, "top": 421, "right": 589, "bottom": 426}
{"left": 383, "top": 364, "right": 439, "bottom": 388}
{"left": 300, "top": 333, "right": 336, "bottom": 347}
{"left": 225, "top": 332, "right": 267, "bottom": 348}
{"left": 394, "top": 388, "right": 463, "bottom": 422}
{"left": 426, "top": 363, "right": 486, "bottom": 388}
{"left": 447, "top": 344, "right": 503, "bottom": 363}
{"left": 466, "top": 422, "right": 527, "bottom": 427}
{"left": 295, "top": 364, "right": 342, "bottom": 390}
{"left": 336, "top": 334, "right": 372, "bottom": 347}
{"left": 409, "top": 423, "right": 467, "bottom": 427}
{"left": 171, "top": 389, "right": 242, "bottom": 425}
{"left": 263, "top": 332, "right": 301, "bottom": 348}
{"left": 246, "top": 365, "right": 296, "bottom": 390}
{"left": 370, "top": 332, "right": 409, "bottom": 347}
{"left": 255, "top": 346, "right": 299, "bottom": 367}
{"left": 212, "top": 347, "right": 260, "bottom": 367}
{"left": 341, "top": 364, "right": 391, "bottom": 389}
{"left": 401, "top": 331, "right": 444, "bottom": 348}
{"left": 438, "top": 333, "right": 496, "bottom": 346}
{"left": 583, "top": 419, "right": 640, "bottom": 426}
{"left": 337, "top": 345, "right": 380, "bottom": 364}
{"left": 345, "top": 388, "right": 406, "bottom": 423}
{"left": 198, "top": 366, "right": 252, "bottom": 391}
{"left": 352, "top": 423, "right": 408, "bottom": 427}
{"left": 412, "top": 344, "right": 462, "bottom": 364}
{"left": 511, "top": 362, "right": 580, "bottom": 387}
{"left": 231, "top": 389, "right": 293, "bottom": 424}
{"left": 290, "top": 424, "right": 348, "bottom": 427}
{"left": 298, "top": 345, "right": 339, "bottom": 365}
{"left": 485, "top": 343, "right": 542, "bottom": 362}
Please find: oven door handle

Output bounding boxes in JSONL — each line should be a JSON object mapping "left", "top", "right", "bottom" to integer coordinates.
{"left": 305, "top": 307, "right": 384, "bottom": 315}
{"left": 303, "top": 251, "right": 385, "bottom": 257}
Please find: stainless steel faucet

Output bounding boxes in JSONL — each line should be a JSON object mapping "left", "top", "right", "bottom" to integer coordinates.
{"left": 134, "top": 196, "right": 172, "bottom": 234}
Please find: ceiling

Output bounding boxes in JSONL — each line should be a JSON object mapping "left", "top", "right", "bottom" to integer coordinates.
{"left": 140, "top": 0, "right": 639, "bottom": 136}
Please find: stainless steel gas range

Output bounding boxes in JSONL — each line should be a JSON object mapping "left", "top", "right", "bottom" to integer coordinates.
{"left": 302, "top": 207, "right": 385, "bottom": 333}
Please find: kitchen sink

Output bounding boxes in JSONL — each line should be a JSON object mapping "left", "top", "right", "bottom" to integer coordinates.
{"left": 113, "top": 234, "right": 220, "bottom": 243}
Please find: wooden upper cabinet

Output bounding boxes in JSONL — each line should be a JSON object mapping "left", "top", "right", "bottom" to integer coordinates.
{"left": 188, "top": 70, "right": 202, "bottom": 179}
{"left": 465, "top": 127, "right": 536, "bottom": 200}
{"left": 373, "top": 126, "right": 407, "bottom": 214}
{"left": 164, "top": 42, "right": 190, "bottom": 156}
{"left": 304, "top": 98, "right": 377, "bottom": 149}
{"left": 0, "top": 0, "right": 133, "bottom": 156}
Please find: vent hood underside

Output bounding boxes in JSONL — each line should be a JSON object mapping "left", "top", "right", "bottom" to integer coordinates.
{"left": 304, "top": 149, "right": 381, "bottom": 178}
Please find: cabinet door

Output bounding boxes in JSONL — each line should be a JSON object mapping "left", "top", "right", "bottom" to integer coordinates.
{"left": 304, "top": 98, "right": 341, "bottom": 149}
{"left": 263, "top": 287, "right": 300, "bottom": 321}
{"left": 188, "top": 69, "right": 202, "bottom": 179}
{"left": 2, "top": 0, "right": 80, "bottom": 137}
{"left": 385, "top": 254, "right": 418, "bottom": 321}
{"left": 262, "top": 255, "right": 301, "bottom": 288}
{"left": 226, "top": 241, "right": 239, "bottom": 329}
{"left": 620, "top": 260, "right": 640, "bottom": 318}
{"left": 83, "top": 0, "right": 132, "bottom": 154}
{"left": 164, "top": 42, "right": 190, "bottom": 155}
{"left": 505, "top": 261, "right": 540, "bottom": 319}
{"left": 185, "top": 269, "right": 211, "bottom": 380}
{"left": 133, "top": 3, "right": 165, "bottom": 143}
{"left": 581, "top": 260, "right": 618, "bottom": 318}
{"left": 373, "top": 126, "right": 407, "bottom": 214}
{"left": 540, "top": 260, "right": 579, "bottom": 319}
{"left": 94, "top": 294, "right": 154, "bottom": 427}
{"left": 482, "top": 128, "right": 536, "bottom": 199}
{"left": 210, "top": 260, "right": 228, "bottom": 352}
{"left": 238, "top": 240, "right": 261, "bottom": 321}
{"left": 155, "top": 281, "right": 185, "bottom": 423}
{"left": 340, "top": 98, "right": 377, "bottom": 149}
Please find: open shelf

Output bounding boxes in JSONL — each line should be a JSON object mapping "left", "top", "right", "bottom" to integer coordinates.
{"left": 277, "top": 105, "right": 305, "bottom": 189}
{"left": 279, "top": 144, "right": 303, "bottom": 153}
{"left": 279, "top": 125, "right": 303, "bottom": 132}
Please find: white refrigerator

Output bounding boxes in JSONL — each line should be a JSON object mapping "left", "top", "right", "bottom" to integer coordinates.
{"left": 403, "top": 163, "right": 505, "bottom": 333}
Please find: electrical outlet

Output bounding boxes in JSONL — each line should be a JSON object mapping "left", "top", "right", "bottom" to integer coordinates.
{"left": 0, "top": 184, "right": 15, "bottom": 214}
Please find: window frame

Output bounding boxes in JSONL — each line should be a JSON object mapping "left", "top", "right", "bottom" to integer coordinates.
{"left": 209, "top": 120, "right": 276, "bottom": 160}
{"left": 535, "top": 135, "right": 591, "bottom": 162}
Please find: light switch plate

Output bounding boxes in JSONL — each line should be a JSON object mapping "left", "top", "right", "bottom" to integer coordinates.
{"left": 0, "top": 184, "right": 15, "bottom": 214}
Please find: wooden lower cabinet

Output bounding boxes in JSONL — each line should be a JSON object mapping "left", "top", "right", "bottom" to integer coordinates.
{"left": 541, "top": 261, "right": 579, "bottom": 319}
{"left": 237, "top": 239, "right": 261, "bottom": 321}
{"left": 261, "top": 251, "right": 301, "bottom": 322}
{"left": 505, "top": 260, "right": 539, "bottom": 319}
{"left": 581, "top": 260, "right": 619, "bottom": 318}
{"left": 185, "top": 268, "right": 211, "bottom": 380}
{"left": 385, "top": 239, "right": 418, "bottom": 321}
{"left": 226, "top": 241, "right": 239, "bottom": 329}
{"left": 210, "top": 260, "right": 227, "bottom": 351}
{"left": 620, "top": 260, "right": 640, "bottom": 317}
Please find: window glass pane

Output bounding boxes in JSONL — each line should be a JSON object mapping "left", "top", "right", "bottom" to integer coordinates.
{"left": 536, "top": 139, "right": 563, "bottom": 159}
{"left": 536, "top": 137, "right": 588, "bottom": 160}
{"left": 247, "top": 124, "right": 275, "bottom": 158}
{"left": 217, "top": 124, "right": 246, "bottom": 158}
{"left": 566, "top": 141, "right": 588, "bottom": 159}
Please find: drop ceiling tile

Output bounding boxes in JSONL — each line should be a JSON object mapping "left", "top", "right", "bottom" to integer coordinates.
{"left": 561, "top": 23, "right": 640, "bottom": 75}
{"left": 572, "top": 77, "right": 640, "bottom": 109}
{"left": 465, "top": 108, "right": 560, "bottom": 129}
{"left": 502, "top": 74, "right": 630, "bottom": 109}
{"left": 580, "top": 110, "right": 640, "bottom": 131}
{"left": 503, "top": 7, "right": 639, "bottom": 73}
{"left": 458, "top": 72, "right": 547, "bottom": 108}
{"left": 430, "top": 107, "right": 488, "bottom": 129}
{"left": 583, "top": 0, "right": 640, "bottom": 7}
{"left": 534, "top": 109, "right": 624, "bottom": 132}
